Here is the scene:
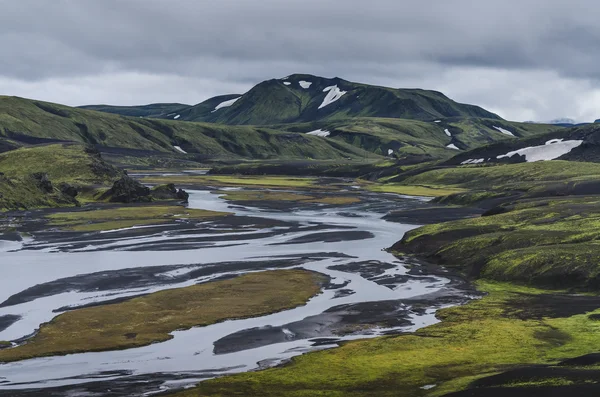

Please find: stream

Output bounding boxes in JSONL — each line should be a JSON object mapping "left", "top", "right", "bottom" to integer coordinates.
{"left": 0, "top": 187, "right": 470, "bottom": 396}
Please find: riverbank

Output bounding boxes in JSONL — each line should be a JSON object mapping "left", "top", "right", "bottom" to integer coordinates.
{"left": 161, "top": 163, "right": 600, "bottom": 396}
{"left": 0, "top": 186, "right": 465, "bottom": 396}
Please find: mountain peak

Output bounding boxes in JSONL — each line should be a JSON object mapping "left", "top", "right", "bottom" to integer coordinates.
{"left": 82, "top": 74, "right": 503, "bottom": 125}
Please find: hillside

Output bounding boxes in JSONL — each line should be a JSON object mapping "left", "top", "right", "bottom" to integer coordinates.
{"left": 0, "top": 144, "right": 123, "bottom": 210}
{"left": 84, "top": 74, "right": 502, "bottom": 125}
{"left": 79, "top": 103, "right": 190, "bottom": 118}
{"left": 0, "top": 96, "right": 375, "bottom": 162}
{"left": 273, "top": 117, "right": 561, "bottom": 161}
{"left": 443, "top": 123, "right": 600, "bottom": 166}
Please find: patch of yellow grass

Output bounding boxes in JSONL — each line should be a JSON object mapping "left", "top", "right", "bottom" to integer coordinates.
{"left": 0, "top": 269, "right": 327, "bottom": 362}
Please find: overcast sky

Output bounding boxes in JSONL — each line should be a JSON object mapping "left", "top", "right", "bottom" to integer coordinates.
{"left": 2, "top": 0, "right": 600, "bottom": 122}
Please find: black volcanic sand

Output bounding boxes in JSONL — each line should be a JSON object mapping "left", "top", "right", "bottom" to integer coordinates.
{"left": 0, "top": 315, "right": 21, "bottom": 333}
{"left": 212, "top": 260, "right": 475, "bottom": 355}
{"left": 0, "top": 370, "right": 238, "bottom": 397}
{"left": 0, "top": 256, "right": 337, "bottom": 309}
{"left": 0, "top": 184, "right": 486, "bottom": 397}
{"left": 383, "top": 206, "right": 485, "bottom": 224}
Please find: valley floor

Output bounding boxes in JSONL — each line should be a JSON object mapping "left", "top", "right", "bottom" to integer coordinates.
{"left": 3, "top": 160, "right": 600, "bottom": 396}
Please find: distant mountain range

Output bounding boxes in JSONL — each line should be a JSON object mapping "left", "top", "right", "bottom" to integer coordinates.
{"left": 525, "top": 118, "right": 600, "bottom": 127}
{"left": 0, "top": 74, "right": 567, "bottom": 165}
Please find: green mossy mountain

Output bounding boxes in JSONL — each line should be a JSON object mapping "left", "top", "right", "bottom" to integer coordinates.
{"left": 75, "top": 75, "right": 562, "bottom": 162}
{"left": 443, "top": 123, "right": 600, "bottom": 166}
{"left": 275, "top": 117, "right": 560, "bottom": 161}
{"left": 84, "top": 74, "right": 503, "bottom": 125}
{"left": 0, "top": 96, "right": 375, "bottom": 161}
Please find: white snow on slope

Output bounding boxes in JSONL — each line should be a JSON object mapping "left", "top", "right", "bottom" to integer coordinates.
{"left": 306, "top": 129, "right": 330, "bottom": 137}
{"left": 497, "top": 139, "right": 583, "bottom": 162}
{"left": 444, "top": 129, "right": 451, "bottom": 137}
{"left": 461, "top": 158, "right": 485, "bottom": 164}
{"left": 212, "top": 97, "right": 241, "bottom": 112}
{"left": 446, "top": 144, "right": 460, "bottom": 150}
{"left": 388, "top": 149, "right": 394, "bottom": 155}
{"left": 493, "top": 126, "right": 514, "bottom": 136}
{"left": 173, "top": 115, "right": 181, "bottom": 120}
{"left": 173, "top": 146, "right": 187, "bottom": 154}
{"left": 283, "top": 82, "right": 291, "bottom": 86}
{"left": 318, "top": 85, "right": 347, "bottom": 109}
{"left": 299, "top": 81, "right": 312, "bottom": 89}
{"left": 434, "top": 120, "right": 441, "bottom": 123}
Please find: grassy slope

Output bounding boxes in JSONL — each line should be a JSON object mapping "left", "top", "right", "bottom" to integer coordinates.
{"left": 171, "top": 281, "right": 600, "bottom": 397}
{"left": 0, "top": 270, "right": 326, "bottom": 362}
{"left": 395, "top": 196, "right": 600, "bottom": 289}
{"left": 165, "top": 160, "right": 600, "bottom": 397}
{"left": 46, "top": 205, "right": 230, "bottom": 232}
{"left": 0, "top": 144, "right": 123, "bottom": 210}
{"left": 0, "top": 96, "right": 377, "bottom": 161}
{"left": 276, "top": 117, "right": 561, "bottom": 160}
{"left": 79, "top": 103, "right": 190, "bottom": 118}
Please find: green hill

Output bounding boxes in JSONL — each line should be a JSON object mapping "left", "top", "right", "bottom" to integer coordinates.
{"left": 273, "top": 117, "right": 561, "bottom": 162}
{"left": 0, "top": 96, "right": 375, "bottom": 161}
{"left": 0, "top": 143, "right": 123, "bottom": 210}
{"left": 83, "top": 74, "right": 502, "bottom": 125}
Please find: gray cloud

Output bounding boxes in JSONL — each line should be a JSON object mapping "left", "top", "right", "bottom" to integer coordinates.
{"left": 1, "top": 0, "right": 600, "bottom": 121}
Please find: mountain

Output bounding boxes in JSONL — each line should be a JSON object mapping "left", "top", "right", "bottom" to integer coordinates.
{"left": 0, "top": 96, "right": 375, "bottom": 162}
{"left": 444, "top": 123, "right": 600, "bottom": 165}
{"left": 525, "top": 118, "right": 591, "bottom": 127}
{"left": 83, "top": 74, "right": 502, "bottom": 125}
{"left": 273, "top": 117, "right": 561, "bottom": 162}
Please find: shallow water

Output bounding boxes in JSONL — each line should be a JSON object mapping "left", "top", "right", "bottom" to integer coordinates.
{"left": 0, "top": 189, "right": 463, "bottom": 395}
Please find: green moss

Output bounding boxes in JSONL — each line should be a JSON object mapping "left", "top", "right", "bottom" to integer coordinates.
{"left": 218, "top": 190, "right": 361, "bottom": 205}
{"left": 46, "top": 205, "right": 230, "bottom": 232}
{"left": 141, "top": 175, "right": 319, "bottom": 189}
{"left": 0, "top": 269, "right": 327, "bottom": 363}
{"left": 363, "top": 182, "right": 466, "bottom": 197}
{"left": 0, "top": 144, "right": 122, "bottom": 210}
{"left": 168, "top": 281, "right": 600, "bottom": 397}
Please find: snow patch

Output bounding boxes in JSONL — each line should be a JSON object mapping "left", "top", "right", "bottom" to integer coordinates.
{"left": 434, "top": 120, "right": 441, "bottom": 123}
{"left": 388, "top": 149, "right": 394, "bottom": 155}
{"left": 493, "top": 126, "right": 515, "bottom": 136}
{"left": 318, "top": 85, "right": 347, "bottom": 109}
{"left": 446, "top": 144, "right": 460, "bottom": 150}
{"left": 461, "top": 158, "right": 485, "bottom": 164}
{"left": 212, "top": 97, "right": 241, "bottom": 112}
{"left": 421, "top": 385, "right": 437, "bottom": 390}
{"left": 444, "top": 129, "right": 451, "bottom": 137}
{"left": 299, "top": 80, "right": 312, "bottom": 89}
{"left": 497, "top": 139, "right": 583, "bottom": 162}
{"left": 173, "top": 115, "right": 181, "bottom": 120}
{"left": 306, "top": 129, "right": 330, "bottom": 137}
{"left": 283, "top": 82, "right": 291, "bottom": 86}
{"left": 173, "top": 146, "right": 187, "bottom": 154}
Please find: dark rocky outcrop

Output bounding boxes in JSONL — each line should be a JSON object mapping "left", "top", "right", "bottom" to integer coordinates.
{"left": 150, "top": 184, "right": 189, "bottom": 202}
{"left": 31, "top": 173, "right": 53, "bottom": 193}
{"left": 59, "top": 183, "right": 78, "bottom": 198}
{"left": 100, "top": 176, "right": 151, "bottom": 203}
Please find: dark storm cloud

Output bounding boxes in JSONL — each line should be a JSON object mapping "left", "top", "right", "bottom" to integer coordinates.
{"left": 1, "top": 0, "right": 600, "bottom": 121}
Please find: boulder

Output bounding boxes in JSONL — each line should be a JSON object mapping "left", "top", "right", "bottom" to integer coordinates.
{"left": 59, "top": 183, "right": 78, "bottom": 198}
{"left": 151, "top": 183, "right": 189, "bottom": 202}
{"left": 31, "top": 172, "right": 53, "bottom": 193}
{"left": 101, "top": 176, "right": 151, "bottom": 203}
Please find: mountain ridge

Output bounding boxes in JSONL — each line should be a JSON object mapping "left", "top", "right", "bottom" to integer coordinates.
{"left": 80, "top": 73, "right": 503, "bottom": 125}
